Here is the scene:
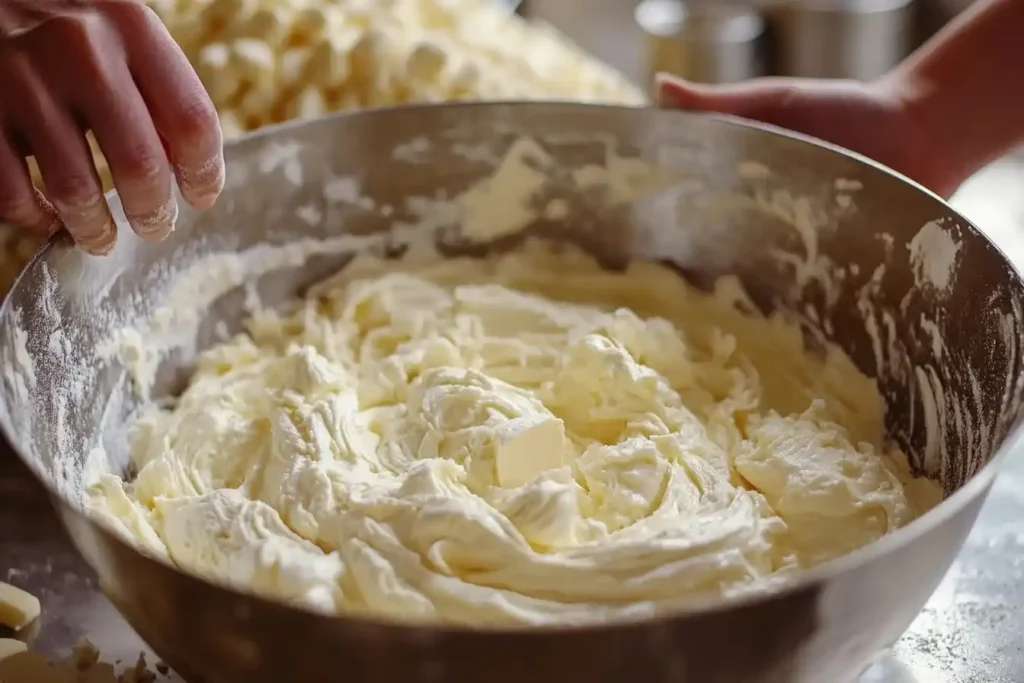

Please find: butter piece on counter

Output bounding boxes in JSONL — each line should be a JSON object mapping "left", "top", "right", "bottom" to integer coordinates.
{"left": 0, "top": 638, "right": 154, "bottom": 683}
{"left": 0, "top": 639, "right": 27, "bottom": 661}
{"left": 0, "top": 582, "right": 40, "bottom": 632}
{"left": 0, "top": 650, "right": 54, "bottom": 682}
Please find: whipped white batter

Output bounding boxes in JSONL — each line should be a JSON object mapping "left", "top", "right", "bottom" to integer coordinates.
{"left": 88, "top": 241, "right": 941, "bottom": 626}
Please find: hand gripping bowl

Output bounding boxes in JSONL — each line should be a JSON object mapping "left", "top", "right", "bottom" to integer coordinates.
{"left": 1, "top": 102, "right": 1023, "bottom": 683}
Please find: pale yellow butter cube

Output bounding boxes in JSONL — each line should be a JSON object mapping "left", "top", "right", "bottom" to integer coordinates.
{"left": 0, "top": 582, "right": 41, "bottom": 631}
{"left": 0, "top": 638, "right": 27, "bottom": 662}
{"left": 494, "top": 417, "right": 577, "bottom": 489}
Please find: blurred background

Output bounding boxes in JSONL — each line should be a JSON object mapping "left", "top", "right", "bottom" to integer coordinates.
{"left": 521, "top": 0, "right": 977, "bottom": 92}
{"left": 516, "top": 0, "right": 1024, "bottom": 273}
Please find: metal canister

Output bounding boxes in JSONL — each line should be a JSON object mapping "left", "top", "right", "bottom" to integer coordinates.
{"left": 496, "top": 0, "right": 528, "bottom": 15}
{"left": 762, "top": 0, "right": 915, "bottom": 80}
{"left": 636, "top": 0, "right": 766, "bottom": 88}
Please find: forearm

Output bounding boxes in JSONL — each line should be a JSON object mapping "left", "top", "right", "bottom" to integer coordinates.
{"left": 887, "top": 0, "right": 1024, "bottom": 187}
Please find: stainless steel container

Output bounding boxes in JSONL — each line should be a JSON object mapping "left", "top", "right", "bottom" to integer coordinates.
{"left": 498, "top": 0, "right": 527, "bottom": 15}
{"left": 2, "top": 102, "right": 1023, "bottom": 683}
{"left": 636, "top": 0, "right": 766, "bottom": 86}
{"left": 763, "top": 0, "right": 915, "bottom": 80}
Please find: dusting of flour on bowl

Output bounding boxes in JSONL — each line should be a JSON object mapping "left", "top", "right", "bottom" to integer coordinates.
{"left": 908, "top": 220, "right": 961, "bottom": 293}
{"left": 79, "top": 137, "right": 942, "bottom": 627}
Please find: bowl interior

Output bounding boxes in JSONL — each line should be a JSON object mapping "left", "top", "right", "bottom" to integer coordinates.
{"left": 2, "top": 102, "right": 1023, "bottom": 512}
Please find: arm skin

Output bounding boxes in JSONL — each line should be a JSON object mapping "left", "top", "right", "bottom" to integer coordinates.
{"left": 889, "top": 0, "right": 1024, "bottom": 190}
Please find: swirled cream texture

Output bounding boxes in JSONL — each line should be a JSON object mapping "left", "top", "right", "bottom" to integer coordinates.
{"left": 89, "top": 243, "right": 941, "bottom": 625}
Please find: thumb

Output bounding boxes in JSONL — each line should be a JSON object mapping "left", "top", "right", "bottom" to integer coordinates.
{"left": 655, "top": 72, "right": 794, "bottom": 120}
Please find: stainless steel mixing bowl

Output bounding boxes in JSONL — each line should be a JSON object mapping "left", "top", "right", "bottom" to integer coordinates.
{"left": 1, "top": 102, "right": 1022, "bottom": 683}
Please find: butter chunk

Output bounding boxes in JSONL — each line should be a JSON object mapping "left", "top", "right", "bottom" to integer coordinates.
{"left": 458, "top": 138, "right": 554, "bottom": 242}
{"left": 0, "top": 638, "right": 27, "bottom": 661}
{"left": 0, "top": 582, "right": 40, "bottom": 631}
{"left": 0, "top": 649, "right": 55, "bottom": 681}
{"left": 494, "top": 417, "right": 576, "bottom": 489}
{"left": 71, "top": 638, "right": 101, "bottom": 670}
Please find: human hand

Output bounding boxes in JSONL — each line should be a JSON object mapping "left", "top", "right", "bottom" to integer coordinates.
{"left": 0, "top": 0, "right": 224, "bottom": 254}
{"left": 656, "top": 73, "right": 959, "bottom": 199}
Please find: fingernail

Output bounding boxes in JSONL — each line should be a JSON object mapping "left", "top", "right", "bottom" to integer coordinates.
{"left": 78, "top": 221, "right": 117, "bottom": 255}
{"left": 655, "top": 71, "right": 707, "bottom": 91}
{"left": 653, "top": 72, "right": 708, "bottom": 109}
{"left": 26, "top": 192, "right": 61, "bottom": 235}
{"left": 177, "top": 156, "right": 225, "bottom": 210}
{"left": 654, "top": 71, "right": 681, "bottom": 88}
{"left": 127, "top": 197, "right": 179, "bottom": 242}
{"left": 51, "top": 197, "right": 115, "bottom": 254}
{"left": 654, "top": 72, "right": 680, "bottom": 108}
